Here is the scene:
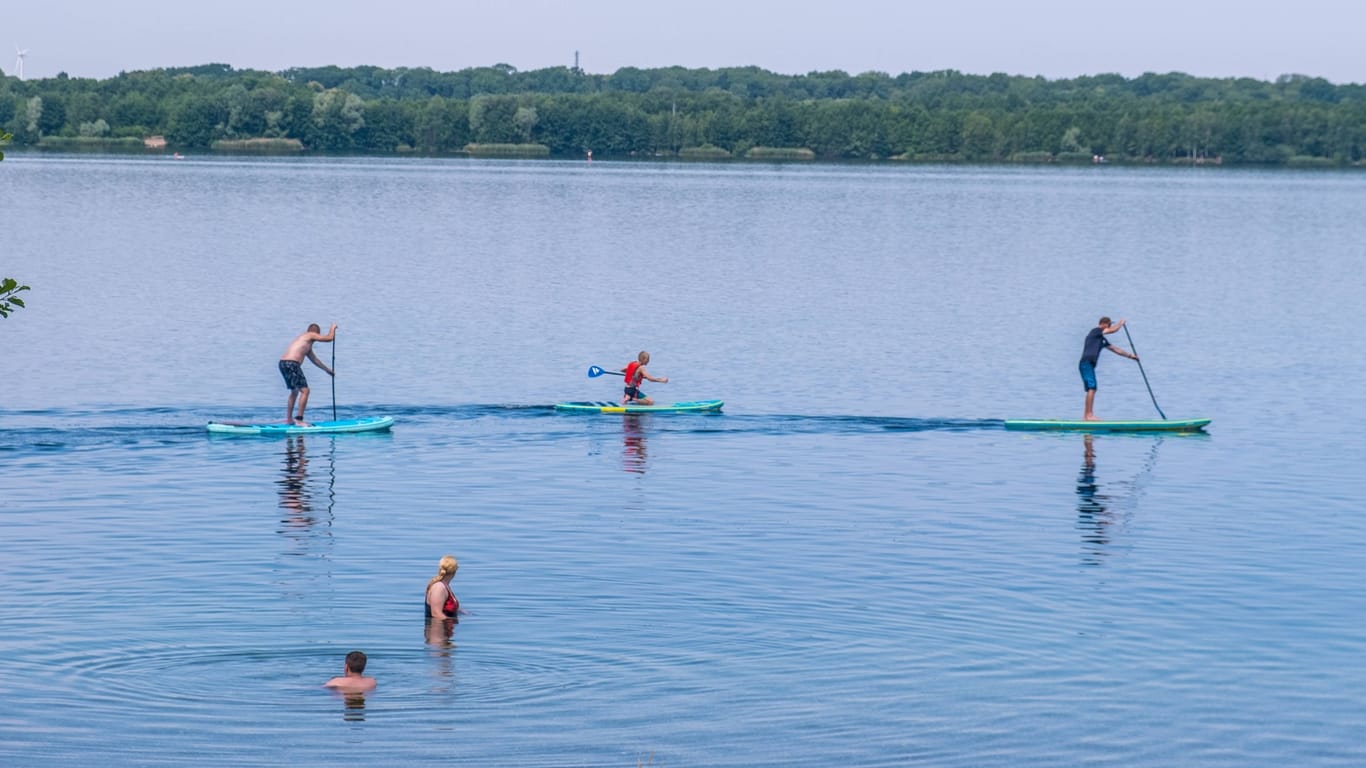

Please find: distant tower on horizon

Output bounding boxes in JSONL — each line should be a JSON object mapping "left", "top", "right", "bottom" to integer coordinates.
{"left": 15, "top": 45, "right": 28, "bottom": 81}
{"left": 574, "top": 50, "right": 580, "bottom": 72}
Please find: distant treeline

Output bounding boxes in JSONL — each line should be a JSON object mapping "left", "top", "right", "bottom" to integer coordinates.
{"left": 2, "top": 63, "right": 1365, "bottom": 165}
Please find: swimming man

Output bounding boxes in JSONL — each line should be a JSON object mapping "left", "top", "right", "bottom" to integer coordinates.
{"left": 324, "top": 650, "right": 376, "bottom": 693}
{"left": 280, "top": 323, "right": 336, "bottom": 425}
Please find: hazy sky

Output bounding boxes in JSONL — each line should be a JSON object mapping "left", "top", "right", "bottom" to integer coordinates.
{"left": 4, "top": 0, "right": 1363, "bottom": 84}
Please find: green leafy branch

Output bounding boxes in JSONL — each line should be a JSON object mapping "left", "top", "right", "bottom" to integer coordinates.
{"left": 0, "top": 129, "right": 11, "bottom": 160}
{"left": 1, "top": 277, "right": 30, "bottom": 318}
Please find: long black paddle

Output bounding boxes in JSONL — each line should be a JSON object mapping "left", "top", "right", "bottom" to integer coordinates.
{"left": 1122, "top": 324, "right": 1166, "bottom": 420}
{"left": 587, "top": 365, "right": 624, "bottom": 378}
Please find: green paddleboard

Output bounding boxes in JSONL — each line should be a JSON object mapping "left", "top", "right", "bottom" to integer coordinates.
{"left": 554, "top": 400, "right": 724, "bottom": 414}
{"left": 1004, "top": 418, "right": 1210, "bottom": 432}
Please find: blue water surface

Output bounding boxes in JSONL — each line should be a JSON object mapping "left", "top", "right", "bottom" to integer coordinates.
{"left": 2, "top": 155, "right": 1365, "bottom": 766}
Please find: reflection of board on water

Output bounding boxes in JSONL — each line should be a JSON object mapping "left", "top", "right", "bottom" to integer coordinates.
{"left": 1076, "top": 434, "right": 1164, "bottom": 566}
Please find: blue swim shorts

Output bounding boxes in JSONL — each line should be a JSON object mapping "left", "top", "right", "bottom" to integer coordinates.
{"left": 1078, "top": 360, "right": 1097, "bottom": 391}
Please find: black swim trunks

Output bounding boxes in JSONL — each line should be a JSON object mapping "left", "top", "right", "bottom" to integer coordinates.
{"left": 279, "top": 360, "right": 308, "bottom": 391}
{"left": 624, "top": 385, "right": 645, "bottom": 401}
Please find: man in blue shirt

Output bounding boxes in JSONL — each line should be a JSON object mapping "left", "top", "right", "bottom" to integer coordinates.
{"left": 1080, "top": 317, "right": 1138, "bottom": 420}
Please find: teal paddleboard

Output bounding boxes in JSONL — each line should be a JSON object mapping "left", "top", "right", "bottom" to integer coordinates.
{"left": 554, "top": 400, "right": 724, "bottom": 414}
{"left": 1004, "top": 417, "right": 1210, "bottom": 433}
{"left": 206, "top": 416, "right": 394, "bottom": 435}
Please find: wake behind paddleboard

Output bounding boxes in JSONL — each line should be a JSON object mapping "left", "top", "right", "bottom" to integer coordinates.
{"left": 1004, "top": 417, "right": 1209, "bottom": 433}
{"left": 206, "top": 416, "right": 394, "bottom": 435}
{"left": 554, "top": 400, "right": 724, "bottom": 414}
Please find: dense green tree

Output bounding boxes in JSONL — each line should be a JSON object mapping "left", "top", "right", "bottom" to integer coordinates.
{"left": 2, "top": 63, "right": 1364, "bottom": 165}
{"left": 309, "top": 88, "right": 365, "bottom": 150}
{"left": 359, "top": 99, "right": 415, "bottom": 151}
{"left": 961, "top": 111, "right": 999, "bottom": 160}
{"left": 36, "top": 93, "right": 65, "bottom": 135}
{"left": 468, "top": 94, "right": 520, "bottom": 144}
{"left": 513, "top": 106, "right": 538, "bottom": 142}
{"left": 413, "top": 96, "right": 468, "bottom": 152}
{"left": 110, "top": 92, "right": 161, "bottom": 133}
{"left": 166, "top": 94, "right": 227, "bottom": 147}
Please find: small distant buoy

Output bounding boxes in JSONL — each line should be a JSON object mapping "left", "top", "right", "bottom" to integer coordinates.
{"left": 586, "top": 150, "right": 592, "bottom": 163}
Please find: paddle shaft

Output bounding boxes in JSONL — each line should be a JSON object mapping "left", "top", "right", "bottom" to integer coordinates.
{"left": 331, "top": 334, "right": 337, "bottom": 421}
{"left": 1122, "top": 325, "right": 1166, "bottom": 420}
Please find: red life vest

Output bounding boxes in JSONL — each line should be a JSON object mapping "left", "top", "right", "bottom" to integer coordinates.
{"left": 624, "top": 361, "right": 643, "bottom": 386}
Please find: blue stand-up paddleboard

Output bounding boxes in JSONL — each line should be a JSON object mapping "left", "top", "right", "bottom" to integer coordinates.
{"left": 554, "top": 400, "right": 724, "bottom": 414}
{"left": 1004, "top": 418, "right": 1210, "bottom": 433}
{"left": 206, "top": 416, "right": 394, "bottom": 435}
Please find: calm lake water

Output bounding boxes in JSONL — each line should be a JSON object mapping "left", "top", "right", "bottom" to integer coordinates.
{"left": 3, "top": 154, "right": 1365, "bottom": 766}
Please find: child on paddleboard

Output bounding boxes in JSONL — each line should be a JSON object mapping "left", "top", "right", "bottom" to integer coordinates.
{"left": 1080, "top": 316, "right": 1138, "bottom": 420}
{"left": 621, "top": 351, "right": 668, "bottom": 405}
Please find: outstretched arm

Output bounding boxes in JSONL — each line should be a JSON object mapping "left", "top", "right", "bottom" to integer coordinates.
{"left": 1105, "top": 344, "right": 1138, "bottom": 361}
{"left": 318, "top": 323, "right": 338, "bottom": 342}
{"left": 306, "top": 350, "right": 335, "bottom": 376}
{"left": 644, "top": 370, "right": 669, "bottom": 384}
{"left": 1103, "top": 319, "right": 1127, "bottom": 334}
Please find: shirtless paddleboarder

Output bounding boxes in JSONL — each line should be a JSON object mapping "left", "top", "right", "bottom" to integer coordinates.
{"left": 279, "top": 323, "right": 336, "bottom": 425}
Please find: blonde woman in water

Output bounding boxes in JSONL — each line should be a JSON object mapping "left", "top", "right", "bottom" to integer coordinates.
{"left": 425, "top": 555, "right": 461, "bottom": 620}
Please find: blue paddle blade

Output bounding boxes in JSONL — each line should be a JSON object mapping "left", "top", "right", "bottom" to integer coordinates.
{"left": 588, "top": 366, "right": 604, "bottom": 377}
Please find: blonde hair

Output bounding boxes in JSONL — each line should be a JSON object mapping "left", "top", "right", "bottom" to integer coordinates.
{"left": 637, "top": 351, "right": 650, "bottom": 363}
{"left": 427, "top": 555, "right": 458, "bottom": 589}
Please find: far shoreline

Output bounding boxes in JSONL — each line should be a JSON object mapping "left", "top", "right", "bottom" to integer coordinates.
{"left": 7, "top": 145, "right": 1361, "bottom": 171}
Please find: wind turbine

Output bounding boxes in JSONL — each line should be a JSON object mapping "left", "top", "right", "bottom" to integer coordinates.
{"left": 14, "top": 45, "right": 27, "bottom": 80}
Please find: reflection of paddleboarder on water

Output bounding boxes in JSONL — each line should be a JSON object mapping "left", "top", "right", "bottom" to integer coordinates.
{"left": 622, "top": 414, "right": 647, "bottom": 473}
{"left": 278, "top": 435, "right": 311, "bottom": 517}
{"left": 276, "top": 434, "right": 335, "bottom": 536}
{"left": 1076, "top": 434, "right": 1112, "bottom": 551}
{"left": 1075, "top": 434, "right": 1165, "bottom": 563}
